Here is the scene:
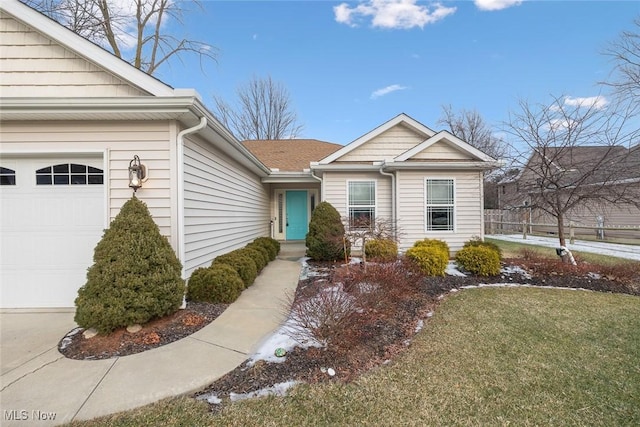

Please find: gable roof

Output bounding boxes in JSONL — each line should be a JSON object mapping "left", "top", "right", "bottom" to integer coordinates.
{"left": 241, "top": 139, "right": 342, "bottom": 171}
{"left": 318, "top": 113, "right": 436, "bottom": 164}
{"left": 394, "top": 130, "right": 497, "bottom": 162}
{"left": 1, "top": 0, "right": 174, "bottom": 96}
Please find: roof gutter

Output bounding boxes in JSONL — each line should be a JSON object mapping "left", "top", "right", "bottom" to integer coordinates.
{"left": 177, "top": 116, "right": 207, "bottom": 297}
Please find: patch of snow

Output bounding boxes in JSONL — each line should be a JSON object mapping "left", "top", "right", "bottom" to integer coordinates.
{"left": 414, "top": 319, "right": 424, "bottom": 333}
{"left": 248, "top": 318, "right": 323, "bottom": 366}
{"left": 229, "top": 381, "right": 299, "bottom": 402}
{"left": 488, "top": 234, "right": 640, "bottom": 261}
{"left": 501, "top": 265, "right": 532, "bottom": 279}
{"left": 59, "top": 327, "right": 83, "bottom": 350}
{"left": 349, "top": 257, "right": 363, "bottom": 265}
{"left": 426, "top": 311, "right": 434, "bottom": 318}
{"left": 450, "top": 288, "right": 459, "bottom": 293}
{"left": 356, "top": 281, "right": 379, "bottom": 293}
{"left": 195, "top": 393, "right": 222, "bottom": 405}
{"left": 446, "top": 261, "right": 467, "bottom": 277}
{"left": 587, "top": 272, "right": 602, "bottom": 280}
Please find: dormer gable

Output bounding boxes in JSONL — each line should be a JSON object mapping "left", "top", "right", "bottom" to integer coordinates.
{"left": 394, "top": 131, "right": 497, "bottom": 163}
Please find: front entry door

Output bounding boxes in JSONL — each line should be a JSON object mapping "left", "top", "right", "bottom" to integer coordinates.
{"left": 286, "top": 190, "right": 308, "bottom": 240}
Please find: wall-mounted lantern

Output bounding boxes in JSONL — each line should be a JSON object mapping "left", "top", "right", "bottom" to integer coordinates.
{"left": 128, "top": 155, "right": 147, "bottom": 192}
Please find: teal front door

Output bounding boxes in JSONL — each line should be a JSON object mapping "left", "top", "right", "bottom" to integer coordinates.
{"left": 286, "top": 190, "right": 308, "bottom": 240}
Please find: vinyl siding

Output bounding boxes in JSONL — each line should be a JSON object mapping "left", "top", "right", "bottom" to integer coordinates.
{"left": 0, "top": 120, "right": 173, "bottom": 237}
{"left": 397, "top": 170, "right": 484, "bottom": 254}
{"left": 338, "top": 125, "right": 425, "bottom": 162}
{"left": 322, "top": 171, "right": 393, "bottom": 225}
{"left": 411, "top": 141, "right": 473, "bottom": 160}
{"left": 183, "top": 134, "right": 270, "bottom": 275}
{"left": 0, "top": 12, "right": 146, "bottom": 97}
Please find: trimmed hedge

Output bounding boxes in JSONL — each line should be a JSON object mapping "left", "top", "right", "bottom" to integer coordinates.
{"left": 74, "top": 197, "right": 185, "bottom": 335}
{"left": 213, "top": 251, "right": 257, "bottom": 288}
{"left": 246, "top": 243, "right": 271, "bottom": 267}
{"left": 187, "top": 264, "right": 244, "bottom": 303}
{"left": 237, "top": 247, "right": 268, "bottom": 272}
{"left": 365, "top": 239, "right": 398, "bottom": 262}
{"left": 456, "top": 245, "right": 501, "bottom": 276}
{"left": 405, "top": 245, "right": 448, "bottom": 276}
{"left": 253, "top": 237, "right": 280, "bottom": 260}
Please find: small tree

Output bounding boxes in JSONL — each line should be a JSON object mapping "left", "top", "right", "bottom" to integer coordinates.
{"left": 75, "top": 196, "right": 185, "bottom": 334}
{"left": 345, "top": 216, "right": 399, "bottom": 269}
{"left": 306, "top": 202, "right": 349, "bottom": 261}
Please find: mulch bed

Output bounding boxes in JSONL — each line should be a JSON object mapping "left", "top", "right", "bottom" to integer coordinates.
{"left": 58, "top": 256, "right": 639, "bottom": 412}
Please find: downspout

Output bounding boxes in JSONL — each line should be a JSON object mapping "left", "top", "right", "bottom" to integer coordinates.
{"left": 177, "top": 116, "right": 207, "bottom": 306}
{"left": 379, "top": 161, "right": 397, "bottom": 240}
{"left": 310, "top": 168, "right": 323, "bottom": 200}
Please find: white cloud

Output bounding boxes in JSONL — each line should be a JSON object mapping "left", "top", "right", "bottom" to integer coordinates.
{"left": 474, "top": 0, "right": 523, "bottom": 11}
{"left": 563, "top": 96, "right": 609, "bottom": 110}
{"left": 370, "top": 84, "right": 408, "bottom": 99}
{"left": 334, "top": 1, "right": 457, "bottom": 30}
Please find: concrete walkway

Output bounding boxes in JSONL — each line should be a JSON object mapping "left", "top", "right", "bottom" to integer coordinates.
{"left": 0, "top": 253, "right": 303, "bottom": 426}
{"left": 488, "top": 234, "right": 640, "bottom": 261}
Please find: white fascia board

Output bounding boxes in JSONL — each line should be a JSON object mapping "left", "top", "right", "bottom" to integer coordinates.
{"left": 383, "top": 161, "right": 501, "bottom": 170}
{"left": 310, "top": 163, "right": 383, "bottom": 171}
{"left": 394, "top": 131, "right": 497, "bottom": 162}
{"left": 1, "top": 0, "right": 174, "bottom": 96}
{"left": 262, "top": 172, "right": 319, "bottom": 184}
{"left": 317, "top": 113, "right": 436, "bottom": 164}
{"left": 0, "top": 96, "right": 196, "bottom": 112}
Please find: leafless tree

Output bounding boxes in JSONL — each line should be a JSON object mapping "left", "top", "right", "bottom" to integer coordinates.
{"left": 344, "top": 216, "right": 400, "bottom": 269}
{"left": 22, "top": 0, "right": 217, "bottom": 75}
{"left": 213, "top": 75, "right": 304, "bottom": 140}
{"left": 602, "top": 15, "right": 640, "bottom": 107}
{"left": 505, "top": 95, "right": 639, "bottom": 248}
{"left": 438, "top": 105, "right": 508, "bottom": 160}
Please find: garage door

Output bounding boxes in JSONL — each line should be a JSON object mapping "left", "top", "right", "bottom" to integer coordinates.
{"left": 0, "top": 155, "right": 105, "bottom": 308}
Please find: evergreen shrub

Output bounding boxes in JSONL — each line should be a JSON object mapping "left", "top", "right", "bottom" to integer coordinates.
{"left": 213, "top": 251, "right": 257, "bottom": 288}
{"left": 405, "top": 245, "right": 448, "bottom": 276}
{"left": 364, "top": 239, "right": 398, "bottom": 262}
{"left": 74, "top": 197, "right": 185, "bottom": 335}
{"left": 238, "top": 247, "right": 268, "bottom": 272}
{"left": 456, "top": 245, "right": 501, "bottom": 276}
{"left": 246, "top": 243, "right": 271, "bottom": 267}
{"left": 186, "top": 264, "right": 244, "bottom": 303}
{"left": 253, "top": 237, "right": 280, "bottom": 260}
{"left": 413, "top": 238, "right": 450, "bottom": 258}
{"left": 305, "top": 201, "right": 350, "bottom": 261}
{"left": 462, "top": 237, "right": 503, "bottom": 260}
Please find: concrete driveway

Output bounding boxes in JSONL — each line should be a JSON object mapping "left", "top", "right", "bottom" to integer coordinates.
{"left": 1, "top": 309, "right": 77, "bottom": 376}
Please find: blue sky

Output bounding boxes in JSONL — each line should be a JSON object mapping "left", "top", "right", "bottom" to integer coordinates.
{"left": 156, "top": 1, "right": 639, "bottom": 146}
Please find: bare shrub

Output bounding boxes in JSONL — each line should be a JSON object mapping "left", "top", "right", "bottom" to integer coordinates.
{"left": 285, "top": 284, "right": 359, "bottom": 346}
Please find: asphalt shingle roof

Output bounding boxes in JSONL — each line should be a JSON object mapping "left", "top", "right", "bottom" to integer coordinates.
{"left": 241, "top": 139, "right": 343, "bottom": 172}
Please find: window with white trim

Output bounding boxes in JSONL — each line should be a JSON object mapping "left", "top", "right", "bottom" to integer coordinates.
{"left": 425, "top": 179, "right": 454, "bottom": 231}
{"left": 348, "top": 180, "right": 375, "bottom": 228}
{"left": 0, "top": 167, "right": 16, "bottom": 185}
{"left": 36, "top": 164, "right": 103, "bottom": 185}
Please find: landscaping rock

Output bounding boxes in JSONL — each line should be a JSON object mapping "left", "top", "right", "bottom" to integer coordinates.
{"left": 83, "top": 328, "right": 98, "bottom": 339}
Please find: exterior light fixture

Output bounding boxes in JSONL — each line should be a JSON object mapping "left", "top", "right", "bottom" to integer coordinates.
{"left": 128, "top": 155, "right": 146, "bottom": 192}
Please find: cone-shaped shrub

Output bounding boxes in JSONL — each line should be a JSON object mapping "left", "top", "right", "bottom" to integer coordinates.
{"left": 305, "top": 201, "right": 350, "bottom": 261}
{"left": 74, "top": 197, "right": 185, "bottom": 334}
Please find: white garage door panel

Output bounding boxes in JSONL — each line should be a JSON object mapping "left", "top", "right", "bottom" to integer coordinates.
{"left": 0, "top": 156, "right": 105, "bottom": 308}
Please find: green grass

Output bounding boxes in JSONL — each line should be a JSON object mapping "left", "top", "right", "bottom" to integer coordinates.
{"left": 485, "top": 237, "right": 638, "bottom": 266}
{"left": 68, "top": 288, "right": 640, "bottom": 427}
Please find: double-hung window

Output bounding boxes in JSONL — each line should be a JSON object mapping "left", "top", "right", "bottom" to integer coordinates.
{"left": 425, "top": 179, "right": 454, "bottom": 231}
{"left": 348, "top": 180, "right": 375, "bottom": 228}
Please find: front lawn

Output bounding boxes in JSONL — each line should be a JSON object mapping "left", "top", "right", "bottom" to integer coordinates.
{"left": 69, "top": 287, "right": 640, "bottom": 426}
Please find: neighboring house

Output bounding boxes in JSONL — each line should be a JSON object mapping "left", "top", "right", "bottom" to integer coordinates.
{"left": 0, "top": 0, "right": 498, "bottom": 309}
{"left": 498, "top": 145, "right": 640, "bottom": 230}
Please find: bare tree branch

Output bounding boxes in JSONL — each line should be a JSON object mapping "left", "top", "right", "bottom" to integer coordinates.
{"left": 21, "top": 0, "right": 218, "bottom": 75}
{"left": 214, "top": 75, "right": 304, "bottom": 140}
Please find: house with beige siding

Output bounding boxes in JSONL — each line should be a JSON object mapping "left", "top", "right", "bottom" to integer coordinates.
{"left": 0, "top": 0, "right": 497, "bottom": 309}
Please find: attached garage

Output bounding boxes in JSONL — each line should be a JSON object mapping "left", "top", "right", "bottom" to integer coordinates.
{"left": 0, "top": 155, "right": 106, "bottom": 308}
